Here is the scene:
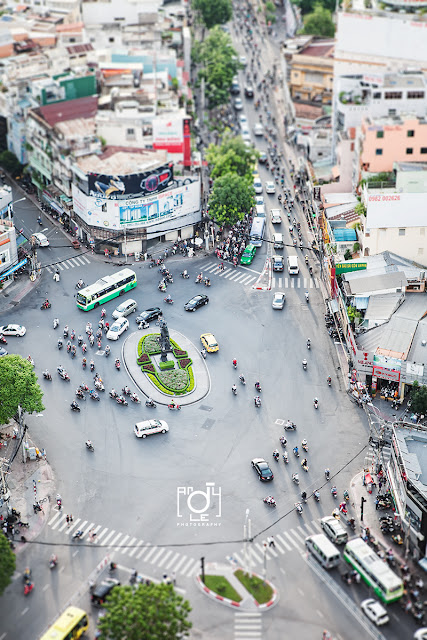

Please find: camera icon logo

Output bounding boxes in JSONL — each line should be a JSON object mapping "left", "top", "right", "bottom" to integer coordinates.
{"left": 177, "top": 482, "right": 221, "bottom": 524}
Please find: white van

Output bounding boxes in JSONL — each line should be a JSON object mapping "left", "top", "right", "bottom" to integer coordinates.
{"left": 320, "top": 516, "right": 348, "bottom": 545}
{"left": 112, "top": 298, "right": 138, "bottom": 319}
{"left": 287, "top": 255, "right": 299, "bottom": 275}
{"left": 134, "top": 419, "right": 169, "bottom": 438}
{"left": 305, "top": 534, "right": 340, "bottom": 569}
{"left": 255, "top": 204, "right": 266, "bottom": 217}
{"left": 273, "top": 233, "right": 284, "bottom": 249}
{"left": 31, "top": 232, "right": 49, "bottom": 247}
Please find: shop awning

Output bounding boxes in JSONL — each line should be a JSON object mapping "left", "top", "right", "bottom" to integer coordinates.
{"left": 0, "top": 258, "right": 27, "bottom": 280}
{"left": 364, "top": 472, "right": 373, "bottom": 485}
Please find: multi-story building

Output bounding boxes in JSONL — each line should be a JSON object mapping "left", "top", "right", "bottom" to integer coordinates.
{"left": 288, "top": 38, "right": 334, "bottom": 105}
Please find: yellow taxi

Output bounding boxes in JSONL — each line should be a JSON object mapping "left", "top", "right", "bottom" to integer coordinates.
{"left": 200, "top": 333, "right": 219, "bottom": 353}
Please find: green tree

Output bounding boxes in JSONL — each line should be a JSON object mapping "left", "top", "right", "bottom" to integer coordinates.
{"left": 302, "top": 4, "right": 335, "bottom": 37}
{"left": 97, "top": 582, "right": 191, "bottom": 640}
{"left": 410, "top": 382, "right": 427, "bottom": 415}
{"left": 193, "top": 27, "right": 239, "bottom": 109}
{"left": 0, "top": 533, "right": 15, "bottom": 596}
{"left": 0, "top": 150, "right": 22, "bottom": 177}
{"left": 206, "top": 133, "right": 257, "bottom": 180}
{"left": 209, "top": 172, "right": 254, "bottom": 226}
{"left": 192, "top": 0, "right": 232, "bottom": 29}
{"left": 355, "top": 202, "right": 366, "bottom": 217}
{"left": 0, "top": 355, "right": 44, "bottom": 425}
{"left": 292, "top": 0, "right": 335, "bottom": 16}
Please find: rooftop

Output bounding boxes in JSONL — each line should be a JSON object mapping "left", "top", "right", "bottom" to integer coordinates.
{"left": 383, "top": 73, "right": 425, "bottom": 89}
{"left": 37, "top": 96, "right": 98, "bottom": 126}
{"left": 76, "top": 146, "right": 168, "bottom": 175}
{"left": 395, "top": 425, "right": 427, "bottom": 500}
{"left": 343, "top": 270, "right": 408, "bottom": 296}
{"left": 394, "top": 161, "right": 427, "bottom": 173}
{"left": 299, "top": 40, "right": 334, "bottom": 58}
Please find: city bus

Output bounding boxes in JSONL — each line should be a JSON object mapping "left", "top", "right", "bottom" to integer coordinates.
{"left": 40, "top": 606, "right": 89, "bottom": 640}
{"left": 76, "top": 268, "right": 137, "bottom": 311}
{"left": 250, "top": 216, "right": 265, "bottom": 248}
{"left": 343, "top": 538, "right": 404, "bottom": 603}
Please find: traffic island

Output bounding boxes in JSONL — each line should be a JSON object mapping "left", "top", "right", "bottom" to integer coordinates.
{"left": 195, "top": 562, "right": 278, "bottom": 611}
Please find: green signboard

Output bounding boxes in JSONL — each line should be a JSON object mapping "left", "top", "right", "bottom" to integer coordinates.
{"left": 335, "top": 262, "right": 367, "bottom": 275}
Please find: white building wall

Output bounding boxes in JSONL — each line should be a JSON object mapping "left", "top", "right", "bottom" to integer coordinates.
{"left": 82, "top": 0, "right": 162, "bottom": 25}
{"left": 364, "top": 226, "right": 427, "bottom": 266}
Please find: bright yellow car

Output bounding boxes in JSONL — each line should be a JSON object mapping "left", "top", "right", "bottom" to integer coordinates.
{"left": 200, "top": 333, "right": 219, "bottom": 353}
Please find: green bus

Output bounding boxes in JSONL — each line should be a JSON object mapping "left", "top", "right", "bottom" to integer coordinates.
{"left": 76, "top": 268, "right": 137, "bottom": 311}
{"left": 343, "top": 538, "right": 404, "bottom": 603}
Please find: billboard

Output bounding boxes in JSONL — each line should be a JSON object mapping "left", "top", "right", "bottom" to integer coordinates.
{"left": 367, "top": 192, "right": 427, "bottom": 229}
{"left": 72, "top": 179, "right": 200, "bottom": 230}
{"left": 87, "top": 162, "right": 174, "bottom": 200}
{"left": 152, "top": 117, "right": 184, "bottom": 153}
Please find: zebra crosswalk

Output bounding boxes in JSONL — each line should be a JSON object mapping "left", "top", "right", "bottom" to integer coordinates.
{"left": 47, "top": 511, "right": 199, "bottom": 578}
{"left": 201, "top": 261, "right": 319, "bottom": 290}
{"left": 45, "top": 254, "right": 91, "bottom": 272}
{"left": 228, "top": 518, "right": 323, "bottom": 569}
{"left": 234, "top": 612, "right": 262, "bottom": 639}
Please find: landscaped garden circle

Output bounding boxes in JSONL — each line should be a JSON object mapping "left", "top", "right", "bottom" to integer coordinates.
{"left": 137, "top": 334, "right": 194, "bottom": 396}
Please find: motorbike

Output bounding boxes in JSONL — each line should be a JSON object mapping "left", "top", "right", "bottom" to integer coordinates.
{"left": 306, "top": 340, "right": 311, "bottom": 350}
{"left": 305, "top": 292, "right": 309, "bottom": 303}
{"left": 109, "top": 390, "right": 118, "bottom": 399}
{"left": 164, "top": 297, "right": 174, "bottom": 304}
{"left": 295, "top": 502, "right": 303, "bottom": 514}
{"left": 331, "top": 486, "right": 337, "bottom": 498}
{"left": 75, "top": 281, "right": 85, "bottom": 290}
{"left": 122, "top": 387, "right": 132, "bottom": 396}
{"left": 314, "top": 492, "right": 320, "bottom": 502}
{"left": 302, "top": 360, "right": 307, "bottom": 371}
{"left": 73, "top": 530, "right": 84, "bottom": 540}
{"left": 94, "top": 380, "right": 105, "bottom": 391}
{"left": 105, "top": 346, "right": 110, "bottom": 357}
{"left": 181, "top": 272, "right": 190, "bottom": 279}
{"left": 116, "top": 396, "right": 128, "bottom": 406}
{"left": 325, "top": 469, "right": 330, "bottom": 480}
{"left": 130, "top": 394, "right": 141, "bottom": 404}
{"left": 232, "top": 360, "right": 237, "bottom": 369}
{"left": 285, "top": 421, "right": 296, "bottom": 431}
{"left": 49, "top": 558, "right": 57, "bottom": 570}
{"left": 86, "top": 441, "right": 94, "bottom": 452}
{"left": 255, "top": 382, "right": 261, "bottom": 392}
{"left": 293, "top": 447, "right": 299, "bottom": 458}
{"left": 82, "top": 359, "right": 87, "bottom": 369}
{"left": 279, "top": 436, "right": 287, "bottom": 447}
{"left": 57, "top": 367, "right": 70, "bottom": 381}
{"left": 391, "top": 534, "right": 403, "bottom": 545}
{"left": 239, "top": 375, "right": 246, "bottom": 385}
{"left": 302, "top": 440, "right": 308, "bottom": 452}
{"left": 42, "top": 371, "right": 52, "bottom": 381}
{"left": 63, "top": 327, "right": 69, "bottom": 338}
{"left": 301, "top": 461, "right": 309, "bottom": 472}
{"left": 168, "top": 403, "right": 181, "bottom": 410}
{"left": 40, "top": 301, "right": 51, "bottom": 310}
{"left": 145, "top": 399, "right": 156, "bottom": 408}
{"left": 53, "top": 319, "right": 59, "bottom": 330}
{"left": 283, "top": 452, "right": 288, "bottom": 463}
{"left": 313, "top": 398, "right": 319, "bottom": 410}
{"left": 80, "top": 383, "right": 90, "bottom": 393}
{"left": 70, "top": 402, "right": 80, "bottom": 412}
{"left": 272, "top": 450, "right": 280, "bottom": 461}
{"left": 254, "top": 397, "right": 261, "bottom": 408}
{"left": 263, "top": 496, "right": 276, "bottom": 507}
{"left": 232, "top": 386, "right": 237, "bottom": 396}
{"left": 115, "top": 360, "right": 121, "bottom": 370}
{"left": 89, "top": 391, "right": 100, "bottom": 401}
{"left": 327, "top": 377, "right": 332, "bottom": 387}
{"left": 90, "top": 361, "right": 95, "bottom": 372}
{"left": 24, "top": 582, "right": 34, "bottom": 596}
{"left": 76, "top": 389, "right": 85, "bottom": 400}
{"left": 292, "top": 474, "right": 299, "bottom": 484}
{"left": 343, "top": 490, "right": 349, "bottom": 501}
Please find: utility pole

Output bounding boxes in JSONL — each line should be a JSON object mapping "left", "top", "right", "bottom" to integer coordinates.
{"left": 243, "top": 509, "right": 251, "bottom": 575}
{"left": 200, "top": 556, "right": 205, "bottom": 583}
{"left": 360, "top": 496, "right": 366, "bottom": 522}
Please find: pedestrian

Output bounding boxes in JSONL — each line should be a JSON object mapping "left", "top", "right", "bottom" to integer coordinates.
{"left": 362, "top": 473, "right": 366, "bottom": 486}
{"left": 171, "top": 571, "right": 176, "bottom": 586}
{"left": 267, "top": 536, "right": 275, "bottom": 548}
{"left": 69, "top": 514, "right": 73, "bottom": 523}
{"left": 66, "top": 515, "right": 70, "bottom": 526}
{"left": 375, "top": 497, "right": 379, "bottom": 510}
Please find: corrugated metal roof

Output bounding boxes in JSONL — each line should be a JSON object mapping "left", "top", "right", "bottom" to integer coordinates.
{"left": 408, "top": 317, "right": 427, "bottom": 366}
{"left": 364, "top": 292, "right": 403, "bottom": 328}
{"left": 344, "top": 271, "right": 407, "bottom": 295}
{"left": 38, "top": 96, "right": 98, "bottom": 126}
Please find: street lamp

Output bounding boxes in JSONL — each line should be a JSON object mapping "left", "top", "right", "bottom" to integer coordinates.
{"left": 7, "top": 197, "right": 26, "bottom": 221}
{"left": 243, "top": 509, "right": 251, "bottom": 575}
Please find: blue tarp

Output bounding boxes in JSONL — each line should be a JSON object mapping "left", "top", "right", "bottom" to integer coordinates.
{"left": 0, "top": 258, "right": 27, "bottom": 280}
{"left": 334, "top": 228, "right": 357, "bottom": 241}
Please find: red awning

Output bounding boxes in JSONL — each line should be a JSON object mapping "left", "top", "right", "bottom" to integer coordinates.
{"left": 365, "top": 472, "right": 373, "bottom": 485}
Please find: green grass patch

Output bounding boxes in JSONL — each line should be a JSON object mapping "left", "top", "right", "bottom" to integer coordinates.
{"left": 234, "top": 570, "right": 273, "bottom": 604}
{"left": 159, "top": 359, "right": 175, "bottom": 370}
{"left": 202, "top": 575, "right": 242, "bottom": 602}
{"left": 138, "top": 334, "right": 194, "bottom": 395}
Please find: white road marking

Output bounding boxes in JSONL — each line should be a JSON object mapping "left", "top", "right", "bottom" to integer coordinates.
{"left": 20, "top": 608, "right": 29, "bottom": 616}
{"left": 171, "top": 555, "right": 187, "bottom": 572}
{"left": 48, "top": 512, "right": 62, "bottom": 527}
{"left": 149, "top": 547, "right": 166, "bottom": 564}
{"left": 42, "top": 584, "right": 50, "bottom": 592}
{"left": 275, "top": 533, "right": 292, "bottom": 551}
{"left": 165, "top": 551, "right": 180, "bottom": 569}
{"left": 128, "top": 540, "right": 143, "bottom": 557}
{"left": 157, "top": 549, "right": 173, "bottom": 567}
{"left": 142, "top": 546, "right": 158, "bottom": 562}
{"left": 101, "top": 529, "right": 116, "bottom": 546}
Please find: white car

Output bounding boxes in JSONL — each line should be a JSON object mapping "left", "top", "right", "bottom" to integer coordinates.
{"left": 234, "top": 98, "right": 243, "bottom": 111}
{"left": 265, "top": 181, "right": 276, "bottom": 194}
{"left": 112, "top": 298, "right": 137, "bottom": 319}
{"left": 107, "top": 317, "right": 129, "bottom": 340}
{"left": 360, "top": 599, "right": 389, "bottom": 626}
{"left": 253, "top": 123, "right": 264, "bottom": 136}
{"left": 239, "top": 115, "right": 248, "bottom": 126}
{"left": 242, "top": 132, "right": 251, "bottom": 145}
{"left": 253, "top": 179, "right": 263, "bottom": 194}
{"left": 272, "top": 292, "right": 285, "bottom": 309}
{"left": 0, "top": 324, "right": 26, "bottom": 337}
{"left": 414, "top": 629, "right": 427, "bottom": 640}
{"left": 134, "top": 419, "right": 169, "bottom": 438}
{"left": 255, "top": 196, "right": 264, "bottom": 206}
{"left": 271, "top": 210, "right": 282, "bottom": 224}
{"left": 239, "top": 55, "right": 247, "bottom": 66}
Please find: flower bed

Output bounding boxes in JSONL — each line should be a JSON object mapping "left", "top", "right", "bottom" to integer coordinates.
{"left": 138, "top": 334, "right": 194, "bottom": 395}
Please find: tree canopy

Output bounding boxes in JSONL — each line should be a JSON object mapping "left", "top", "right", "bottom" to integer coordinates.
{"left": 292, "top": 0, "right": 335, "bottom": 16}
{"left": 97, "top": 582, "right": 191, "bottom": 640}
{"left": 0, "top": 355, "right": 44, "bottom": 425}
{"left": 0, "top": 533, "right": 16, "bottom": 596}
{"left": 206, "top": 133, "right": 257, "bottom": 180}
{"left": 208, "top": 172, "right": 254, "bottom": 227}
{"left": 192, "top": 0, "right": 232, "bottom": 29}
{"left": 0, "top": 150, "right": 21, "bottom": 177}
{"left": 192, "top": 27, "right": 239, "bottom": 109}
{"left": 302, "top": 4, "right": 335, "bottom": 37}
{"left": 410, "top": 382, "right": 427, "bottom": 416}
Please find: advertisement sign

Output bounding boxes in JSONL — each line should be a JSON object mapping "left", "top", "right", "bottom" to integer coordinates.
{"left": 347, "top": 325, "right": 357, "bottom": 356}
{"left": 356, "top": 350, "right": 374, "bottom": 374}
{"left": 72, "top": 180, "right": 201, "bottom": 230}
{"left": 335, "top": 262, "right": 367, "bottom": 275}
{"left": 87, "top": 162, "right": 174, "bottom": 200}
{"left": 153, "top": 117, "right": 184, "bottom": 153}
{"left": 183, "top": 118, "right": 191, "bottom": 168}
{"left": 373, "top": 353, "right": 402, "bottom": 372}
{"left": 372, "top": 366, "right": 400, "bottom": 382}
{"left": 367, "top": 192, "right": 427, "bottom": 229}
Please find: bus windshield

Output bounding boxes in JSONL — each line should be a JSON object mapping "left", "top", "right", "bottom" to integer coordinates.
{"left": 76, "top": 269, "right": 137, "bottom": 311}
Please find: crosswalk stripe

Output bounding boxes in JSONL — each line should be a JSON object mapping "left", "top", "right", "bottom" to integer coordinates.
{"left": 290, "top": 279, "right": 295, "bottom": 288}
{"left": 222, "top": 271, "right": 234, "bottom": 279}
{"left": 248, "top": 546, "right": 262, "bottom": 563}
{"left": 150, "top": 548, "right": 166, "bottom": 564}
{"left": 303, "top": 522, "right": 316, "bottom": 535}
{"left": 57, "top": 263, "right": 65, "bottom": 271}
{"left": 65, "top": 518, "right": 81, "bottom": 535}
{"left": 228, "top": 272, "right": 241, "bottom": 281}
{"left": 296, "top": 526, "right": 308, "bottom": 542}
{"left": 283, "top": 531, "right": 303, "bottom": 550}
{"left": 270, "top": 539, "right": 285, "bottom": 554}
{"left": 285, "top": 277, "right": 289, "bottom": 287}
{"left": 265, "top": 544, "right": 279, "bottom": 558}
{"left": 275, "top": 533, "right": 292, "bottom": 551}
{"left": 312, "top": 519, "right": 322, "bottom": 532}
{"left": 81, "top": 255, "right": 91, "bottom": 264}
{"left": 128, "top": 540, "right": 143, "bottom": 557}
{"left": 68, "top": 258, "right": 81, "bottom": 267}
{"left": 101, "top": 530, "right": 116, "bottom": 546}
{"left": 233, "top": 552, "right": 243, "bottom": 565}
{"left": 62, "top": 261, "right": 70, "bottom": 269}
{"left": 296, "top": 278, "right": 300, "bottom": 288}
{"left": 116, "top": 534, "right": 130, "bottom": 553}
{"left": 172, "top": 555, "right": 187, "bottom": 573}
{"left": 48, "top": 512, "right": 62, "bottom": 527}
{"left": 51, "top": 514, "right": 66, "bottom": 530}
{"left": 165, "top": 551, "right": 180, "bottom": 569}
{"left": 142, "top": 546, "right": 158, "bottom": 562}
{"left": 109, "top": 532, "right": 123, "bottom": 547}
{"left": 203, "top": 263, "right": 217, "bottom": 273}
{"left": 182, "top": 557, "right": 198, "bottom": 576}
{"left": 95, "top": 527, "right": 109, "bottom": 542}
{"left": 84, "top": 522, "right": 95, "bottom": 536}
{"left": 125, "top": 537, "right": 137, "bottom": 553}
{"left": 241, "top": 275, "right": 256, "bottom": 285}
{"left": 136, "top": 546, "right": 148, "bottom": 560}
{"left": 46, "top": 266, "right": 53, "bottom": 274}
{"left": 157, "top": 549, "right": 173, "bottom": 567}
{"left": 232, "top": 273, "right": 247, "bottom": 282}
{"left": 278, "top": 277, "right": 283, "bottom": 287}
{"left": 58, "top": 518, "right": 71, "bottom": 532}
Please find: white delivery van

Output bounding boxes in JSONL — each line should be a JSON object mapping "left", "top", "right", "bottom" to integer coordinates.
{"left": 31, "top": 232, "right": 49, "bottom": 247}
{"left": 255, "top": 204, "right": 266, "bottom": 217}
{"left": 287, "top": 255, "right": 299, "bottom": 275}
{"left": 134, "top": 419, "right": 169, "bottom": 438}
{"left": 320, "top": 516, "right": 348, "bottom": 545}
{"left": 273, "top": 233, "right": 284, "bottom": 249}
{"left": 305, "top": 534, "right": 340, "bottom": 569}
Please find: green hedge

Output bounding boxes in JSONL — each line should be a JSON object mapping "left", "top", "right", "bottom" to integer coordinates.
{"left": 159, "top": 360, "right": 175, "bottom": 370}
{"left": 138, "top": 334, "right": 194, "bottom": 395}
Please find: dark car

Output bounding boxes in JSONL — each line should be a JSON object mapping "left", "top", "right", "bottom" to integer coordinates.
{"left": 230, "top": 80, "right": 240, "bottom": 95}
{"left": 91, "top": 578, "right": 120, "bottom": 606}
{"left": 251, "top": 457, "right": 274, "bottom": 481}
{"left": 184, "top": 294, "right": 209, "bottom": 312}
{"left": 244, "top": 85, "right": 254, "bottom": 98}
{"left": 259, "top": 152, "right": 267, "bottom": 164}
{"left": 136, "top": 307, "right": 163, "bottom": 324}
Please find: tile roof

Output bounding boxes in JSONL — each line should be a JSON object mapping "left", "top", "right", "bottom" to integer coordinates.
{"left": 38, "top": 96, "right": 98, "bottom": 126}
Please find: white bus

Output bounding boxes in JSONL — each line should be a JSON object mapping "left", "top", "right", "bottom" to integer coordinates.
{"left": 76, "top": 268, "right": 137, "bottom": 311}
{"left": 250, "top": 217, "right": 265, "bottom": 248}
{"left": 305, "top": 534, "right": 340, "bottom": 569}
{"left": 343, "top": 538, "right": 404, "bottom": 603}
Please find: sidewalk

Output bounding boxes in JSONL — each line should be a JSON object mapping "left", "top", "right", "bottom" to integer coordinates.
{"left": 0, "top": 274, "right": 40, "bottom": 314}
{"left": 122, "top": 328, "right": 210, "bottom": 406}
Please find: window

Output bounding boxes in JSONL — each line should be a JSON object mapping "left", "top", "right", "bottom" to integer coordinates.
{"left": 421, "top": 148, "right": 427, "bottom": 154}
{"left": 109, "top": 37, "right": 115, "bottom": 43}
{"left": 399, "top": 229, "right": 406, "bottom": 236}
{"left": 408, "top": 91, "right": 425, "bottom": 99}
{"left": 384, "top": 92, "right": 402, "bottom": 99}
{"left": 373, "top": 92, "right": 381, "bottom": 99}
{"left": 0, "top": 249, "right": 9, "bottom": 264}
{"left": 375, "top": 149, "right": 383, "bottom": 155}
{"left": 407, "top": 130, "right": 415, "bottom": 137}
{"left": 376, "top": 131, "right": 384, "bottom": 139}
{"left": 406, "top": 148, "right": 413, "bottom": 155}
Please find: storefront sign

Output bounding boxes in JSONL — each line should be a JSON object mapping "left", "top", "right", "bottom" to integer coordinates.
{"left": 356, "top": 350, "right": 374, "bottom": 374}
{"left": 373, "top": 353, "right": 402, "bottom": 372}
{"left": 335, "top": 262, "right": 367, "bottom": 275}
{"left": 87, "top": 162, "right": 174, "bottom": 200}
{"left": 371, "top": 376, "right": 377, "bottom": 390}
{"left": 372, "top": 365, "right": 400, "bottom": 382}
